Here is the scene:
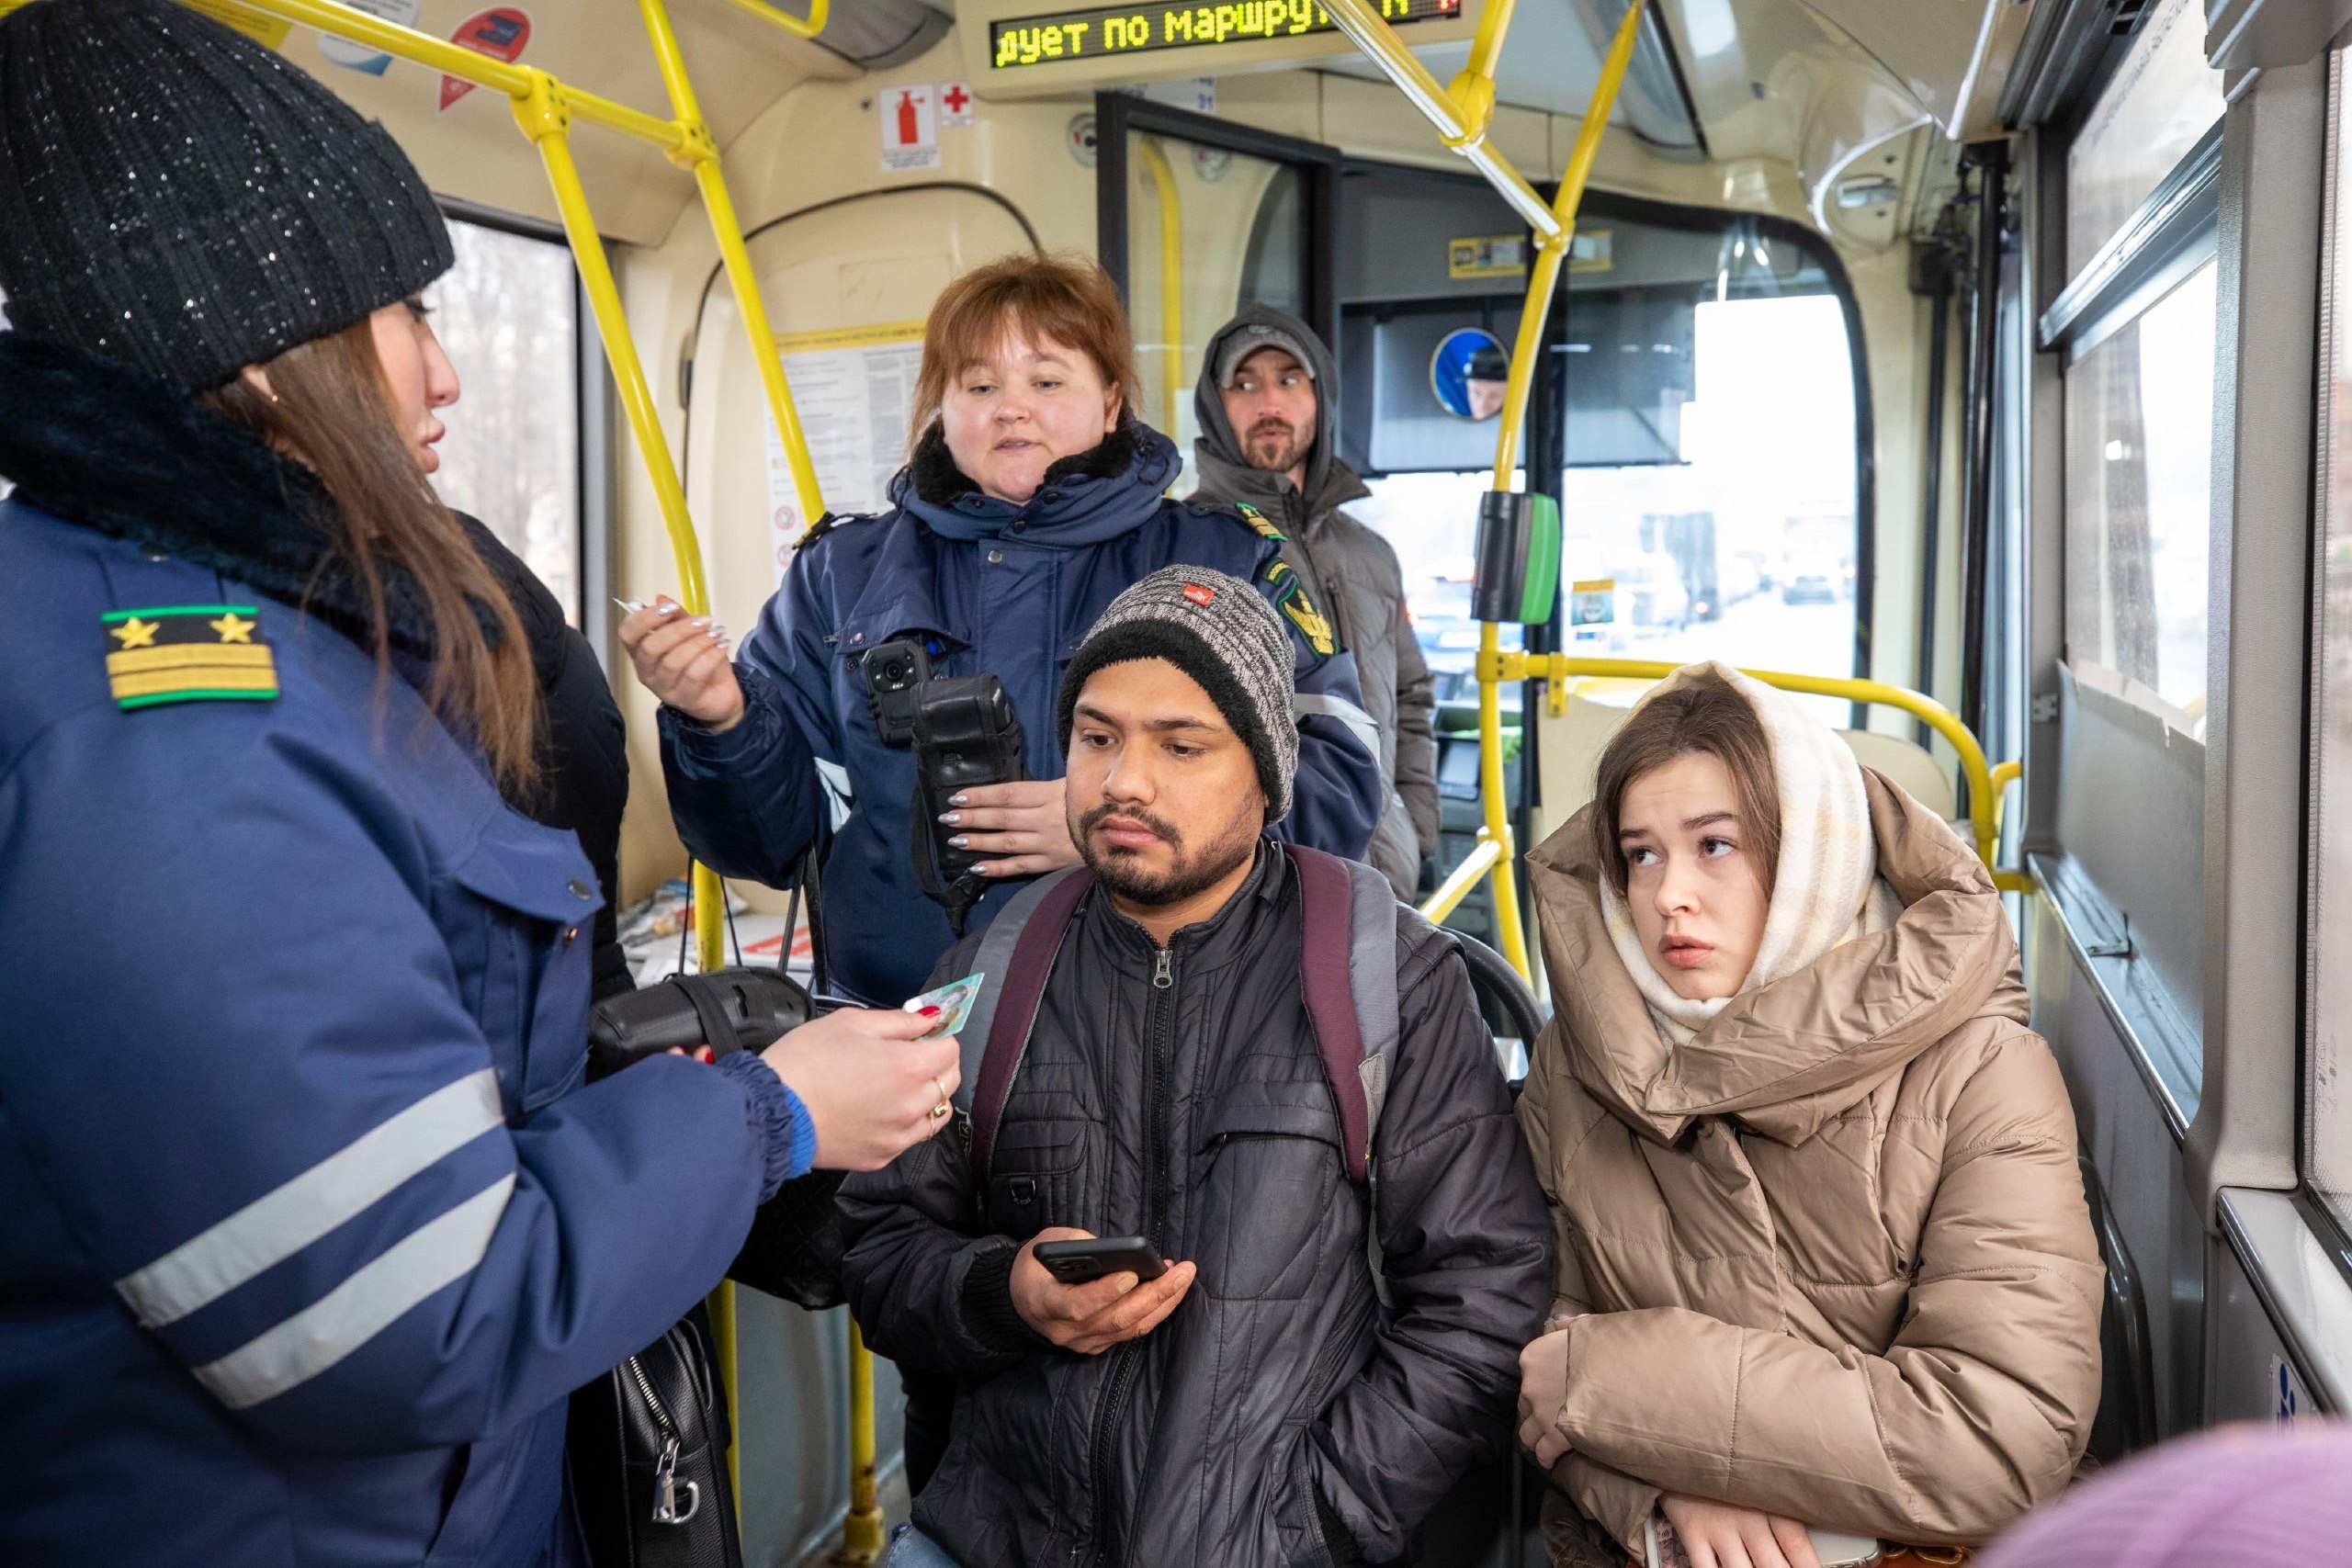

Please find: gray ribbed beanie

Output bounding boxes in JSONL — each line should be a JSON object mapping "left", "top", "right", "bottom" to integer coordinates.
{"left": 1058, "top": 567, "right": 1299, "bottom": 822}
{"left": 0, "top": 0, "right": 454, "bottom": 389}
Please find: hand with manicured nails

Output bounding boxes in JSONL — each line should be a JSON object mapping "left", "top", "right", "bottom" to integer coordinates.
{"left": 937, "top": 779, "right": 1082, "bottom": 877}
{"left": 620, "top": 596, "right": 744, "bottom": 732}
{"left": 1656, "top": 1495, "right": 1821, "bottom": 1568}
{"left": 1011, "top": 1226, "right": 1197, "bottom": 1353}
{"left": 754, "top": 1008, "right": 961, "bottom": 1171}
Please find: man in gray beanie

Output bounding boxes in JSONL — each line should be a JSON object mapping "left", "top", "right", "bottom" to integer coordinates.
{"left": 842, "top": 566, "right": 1550, "bottom": 1568}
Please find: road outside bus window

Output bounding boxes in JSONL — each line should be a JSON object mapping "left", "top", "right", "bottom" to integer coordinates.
{"left": 424, "top": 218, "right": 583, "bottom": 623}
{"left": 1355, "top": 290, "right": 1857, "bottom": 728}
{"left": 2061, "top": 261, "right": 2214, "bottom": 728}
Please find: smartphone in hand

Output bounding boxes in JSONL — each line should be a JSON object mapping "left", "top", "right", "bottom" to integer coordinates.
{"left": 1032, "top": 1235, "right": 1169, "bottom": 1285}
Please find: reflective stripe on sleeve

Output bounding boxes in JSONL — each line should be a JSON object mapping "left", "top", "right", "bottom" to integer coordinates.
{"left": 1292, "top": 692, "right": 1380, "bottom": 757}
{"left": 115, "top": 1069, "right": 505, "bottom": 1330}
{"left": 193, "top": 1173, "right": 516, "bottom": 1410}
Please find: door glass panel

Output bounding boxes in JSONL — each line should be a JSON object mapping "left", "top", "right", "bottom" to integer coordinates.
{"left": 425, "top": 218, "right": 582, "bottom": 623}
{"left": 2061, "top": 260, "right": 2215, "bottom": 727}
{"left": 1352, "top": 210, "right": 1859, "bottom": 726}
{"left": 2305, "top": 70, "right": 2352, "bottom": 1235}
{"left": 2067, "top": 0, "right": 2226, "bottom": 281}
{"left": 1123, "top": 130, "right": 1309, "bottom": 491}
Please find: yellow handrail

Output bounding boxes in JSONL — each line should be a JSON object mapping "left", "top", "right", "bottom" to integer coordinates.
{"left": 1419, "top": 833, "right": 1502, "bottom": 925}
{"left": 1318, "top": 0, "right": 1558, "bottom": 236}
{"left": 1514, "top": 654, "right": 2019, "bottom": 872}
{"left": 1136, "top": 137, "right": 1186, "bottom": 432}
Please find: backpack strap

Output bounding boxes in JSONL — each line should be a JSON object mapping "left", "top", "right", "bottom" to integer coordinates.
{"left": 948, "top": 866, "right": 1094, "bottom": 1181}
{"left": 1284, "top": 844, "right": 1398, "bottom": 1184}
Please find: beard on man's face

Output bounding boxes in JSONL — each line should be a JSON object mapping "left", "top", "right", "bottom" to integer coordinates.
{"left": 1076, "top": 798, "right": 1260, "bottom": 907}
{"left": 1242, "top": 417, "right": 1307, "bottom": 477}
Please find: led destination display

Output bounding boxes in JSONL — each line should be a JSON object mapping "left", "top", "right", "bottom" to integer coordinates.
{"left": 990, "top": 0, "right": 1461, "bottom": 70}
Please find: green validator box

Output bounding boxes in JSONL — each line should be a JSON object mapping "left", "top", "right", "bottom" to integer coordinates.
{"left": 1471, "top": 491, "right": 1561, "bottom": 627}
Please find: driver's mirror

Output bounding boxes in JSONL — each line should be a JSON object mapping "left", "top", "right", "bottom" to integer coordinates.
{"left": 1430, "top": 328, "right": 1509, "bottom": 421}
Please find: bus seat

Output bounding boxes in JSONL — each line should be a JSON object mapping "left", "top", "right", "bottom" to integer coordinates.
{"left": 1838, "top": 728, "right": 1957, "bottom": 821}
{"left": 2078, "top": 1152, "right": 2160, "bottom": 1463}
{"left": 1536, "top": 687, "right": 1962, "bottom": 835}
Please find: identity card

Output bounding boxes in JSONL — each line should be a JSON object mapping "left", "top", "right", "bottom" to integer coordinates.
{"left": 905, "top": 972, "right": 984, "bottom": 1038}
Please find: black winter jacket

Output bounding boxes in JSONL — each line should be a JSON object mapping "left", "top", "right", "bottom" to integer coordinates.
{"left": 839, "top": 845, "right": 1549, "bottom": 1567}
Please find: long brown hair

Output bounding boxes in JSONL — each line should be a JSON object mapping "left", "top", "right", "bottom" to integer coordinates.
{"left": 1591, "top": 669, "right": 1781, "bottom": 899}
{"left": 909, "top": 251, "right": 1142, "bottom": 452}
{"left": 201, "top": 320, "right": 542, "bottom": 797}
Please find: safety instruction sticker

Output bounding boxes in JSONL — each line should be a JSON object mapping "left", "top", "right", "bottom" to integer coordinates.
{"left": 317, "top": 0, "right": 420, "bottom": 75}
{"left": 763, "top": 321, "right": 928, "bottom": 581}
{"left": 1448, "top": 236, "right": 1526, "bottom": 280}
{"left": 1569, "top": 228, "right": 1613, "bottom": 274}
{"left": 939, "top": 81, "right": 977, "bottom": 128}
{"left": 879, "top": 82, "right": 941, "bottom": 172}
{"left": 438, "top": 6, "right": 530, "bottom": 112}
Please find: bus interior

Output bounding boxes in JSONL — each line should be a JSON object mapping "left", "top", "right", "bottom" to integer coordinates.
{"left": 13, "top": 0, "right": 2350, "bottom": 1561}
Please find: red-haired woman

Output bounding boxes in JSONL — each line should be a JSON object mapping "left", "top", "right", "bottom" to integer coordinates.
{"left": 1513, "top": 662, "right": 2104, "bottom": 1568}
{"left": 623, "top": 252, "right": 1382, "bottom": 1011}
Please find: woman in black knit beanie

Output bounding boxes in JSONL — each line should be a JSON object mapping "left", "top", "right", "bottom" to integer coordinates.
{"left": 0, "top": 5, "right": 963, "bottom": 1565}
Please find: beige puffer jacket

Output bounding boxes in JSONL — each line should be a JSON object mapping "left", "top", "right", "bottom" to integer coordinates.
{"left": 1519, "top": 772, "right": 2104, "bottom": 1556}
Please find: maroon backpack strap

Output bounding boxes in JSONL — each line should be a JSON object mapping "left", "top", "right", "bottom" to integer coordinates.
{"left": 967, "top": 867, "right": 1094, "bottom": 1181}
{"left": 1287, "top": 844, "right": 1373, "bottom": 1182}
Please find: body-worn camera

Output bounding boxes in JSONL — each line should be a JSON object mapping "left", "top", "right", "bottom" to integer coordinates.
{"left": 862, "top": 639, "right": 1026, "bottom": 930}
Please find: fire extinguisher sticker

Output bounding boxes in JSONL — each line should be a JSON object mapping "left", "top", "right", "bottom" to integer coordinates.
{"left": 879, "top": 83, "right": 942, "bottom": 173}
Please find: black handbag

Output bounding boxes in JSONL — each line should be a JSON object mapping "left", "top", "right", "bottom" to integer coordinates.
{"left": 573, "top": 940, "right": 852, "bottom": 1568}
{"left": 569, "top": 1305, "right": 741, "bottom": 1568}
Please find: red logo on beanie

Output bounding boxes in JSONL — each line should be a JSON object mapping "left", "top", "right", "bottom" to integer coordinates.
{"left": 1182, "top": 583, "right": 1215, "bottom": 605}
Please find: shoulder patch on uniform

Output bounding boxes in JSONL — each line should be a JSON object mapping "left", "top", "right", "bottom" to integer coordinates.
{"left": 1232, "top": 501, "right": 1286, "bottom": 543}
{"left": 1272, "top": 579, "right": 1337, "bottom": 657}
{"left": 103, "top": 604, "right": 277, "bottom": 710}
{"left": 794, "top": 511, "right": 866, "bottom": 553}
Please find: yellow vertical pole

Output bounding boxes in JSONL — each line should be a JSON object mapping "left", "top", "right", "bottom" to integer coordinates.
{"left": 509, "top": 60, "right": 746, "bottom": 1510}
{"left": 837, "top": 1323, "right": 884, "bottom": 1564}
{"left": 512, "top": 73, "right": 708, "bottom": 621}
{"left": 628, "top": 3, "right": 836, "bottom": 1539}
{"left": 1136, "top": 137, "right": 1185, "bottom": 431}
{"left": 636, "top": 0, "right": 826, "bottom": 530}
{"left": 1472, "top": 0, "right": 1645, "bottom": 982}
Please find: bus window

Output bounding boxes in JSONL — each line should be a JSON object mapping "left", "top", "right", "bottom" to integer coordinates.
{"left": 2061, "top": 261, "right": 2216, "bottom": 729}
{"left": 424, "top": 216, "right": 583, "bottom": 623}
{"left": 2304, "top": 69, "right": 2352, "bottom": 1240}
{"left": 2065, "top": 0, "right": 2225, "bottom": 280}
{"left": 1353, "top": 206, "right": 1860, "bottom": 728}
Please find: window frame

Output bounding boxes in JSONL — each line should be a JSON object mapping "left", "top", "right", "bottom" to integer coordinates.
{"left": 429, "top": 197, "right": 595, "bottom": 632}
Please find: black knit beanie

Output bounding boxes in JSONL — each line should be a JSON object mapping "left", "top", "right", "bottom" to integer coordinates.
{"left": 0, "top": 0, "right": 454, "bottom": 389}
{"left": 1057, "top": 567, "right": 1300, "bottom": 823}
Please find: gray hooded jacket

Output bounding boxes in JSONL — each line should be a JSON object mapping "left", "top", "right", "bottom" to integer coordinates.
{"left": 1191, "top": 304, "right": 1439, "bottom": 898}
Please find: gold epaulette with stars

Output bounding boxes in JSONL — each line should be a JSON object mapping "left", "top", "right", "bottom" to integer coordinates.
{"left": 103, "top": 604, "right": 277, "bottom": 710}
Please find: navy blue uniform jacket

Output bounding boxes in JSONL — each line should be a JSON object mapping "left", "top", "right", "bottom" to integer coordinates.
{"left": 662, "top": 423, "right": 1385, "bottom": 1003}
{"left": 0, "top": 333, "right": 811, "bottom": 1568}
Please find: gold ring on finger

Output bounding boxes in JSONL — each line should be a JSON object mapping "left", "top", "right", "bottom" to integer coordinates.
{"left": 930, "top": 1077, "right": 951, "bottom": 1121}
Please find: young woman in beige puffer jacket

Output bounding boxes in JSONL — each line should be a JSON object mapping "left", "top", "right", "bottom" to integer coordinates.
{"left": 1513, "top": 662, "right": 2104, "bottom": 1568}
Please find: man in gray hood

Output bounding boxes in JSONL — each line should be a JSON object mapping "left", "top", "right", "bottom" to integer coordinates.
{"left": 1192, "top": 304, "right": 1440, "bottom": 898}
